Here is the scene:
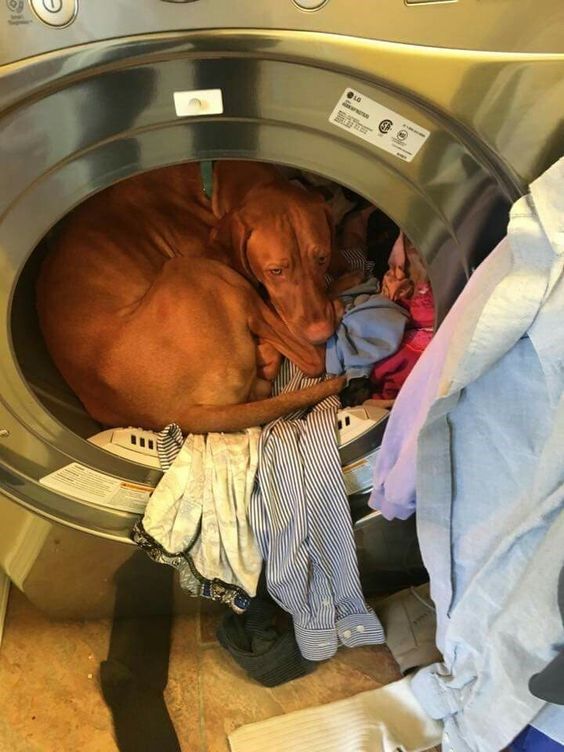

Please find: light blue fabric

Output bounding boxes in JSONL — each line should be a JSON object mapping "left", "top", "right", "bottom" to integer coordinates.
{"left": 325, "top": 278, "right": 408, "bottom": 382}
{"left": 370, "top": 157, "right": 564, "bottom": 751}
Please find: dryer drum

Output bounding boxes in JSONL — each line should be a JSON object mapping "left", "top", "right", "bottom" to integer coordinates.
{"left": 13, "top": 163, "right": 406, "bottom": 497}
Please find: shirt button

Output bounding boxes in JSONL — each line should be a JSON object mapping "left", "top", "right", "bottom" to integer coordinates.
{"left": 322, "top": 599, "right": 331, "bottom": 607}
{"left": 356, "top": 625, "right": 365, "bottom": 633}
{"left": 342, "top": 629, "right": 352, "bottom": 639}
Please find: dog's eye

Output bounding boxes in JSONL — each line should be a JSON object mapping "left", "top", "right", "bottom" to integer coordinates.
{"left": 269, "top": 268, "right": 283, "bottom": 276}
{"left": 317, "top": 256, "right": 328, "bottom": 265}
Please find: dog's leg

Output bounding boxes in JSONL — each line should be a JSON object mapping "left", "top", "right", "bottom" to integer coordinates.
{"left": 173, "top": 377, "right": 345, "bottom": 433}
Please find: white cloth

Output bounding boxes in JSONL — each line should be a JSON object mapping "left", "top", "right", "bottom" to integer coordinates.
{"left": 142, "top": 428, "right": 263, "bottom": 597}
{"left": 190, "top": 432, "right": 263, "bottom": 595}
{"left": 228, "top": 676, "right": 442, "bottom": 752}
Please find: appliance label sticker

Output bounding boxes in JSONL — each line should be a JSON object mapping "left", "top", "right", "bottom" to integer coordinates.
{"left": 39, "top": 463, "right": 153, "bottom": 514}
{"left": 329, "top": 88, "right": 430, "bottom": 162}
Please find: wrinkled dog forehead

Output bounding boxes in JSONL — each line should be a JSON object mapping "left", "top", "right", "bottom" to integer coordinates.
{"left": 241, "top": 183, "right": 333, "bottom": 257}
{"left": 247, "top": 178, "right": 328, "bottom": 211}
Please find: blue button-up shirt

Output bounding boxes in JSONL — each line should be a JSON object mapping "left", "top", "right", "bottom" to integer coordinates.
{"left": 370, "top": 157, "right": 564, "bottom": 751}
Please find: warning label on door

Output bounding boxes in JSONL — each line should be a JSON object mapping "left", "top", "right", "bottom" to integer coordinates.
{"left": 329, "top": 88, "right": 430, "bottom": 162}
{"left": 40, "top": 463, "right": 154, "bottom": 514}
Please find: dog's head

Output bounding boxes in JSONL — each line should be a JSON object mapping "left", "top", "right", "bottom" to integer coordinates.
{"left": 211, "top": 182, "right": 343, "bottom": 345}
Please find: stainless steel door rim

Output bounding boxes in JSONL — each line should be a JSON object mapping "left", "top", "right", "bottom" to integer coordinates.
{"left": 1, "top": 29, "right": 563, "bottom": 541}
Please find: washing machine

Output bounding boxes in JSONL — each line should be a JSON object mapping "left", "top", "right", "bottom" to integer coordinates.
{"left": 0, "top": 0, "right": 562, "bottom": 617}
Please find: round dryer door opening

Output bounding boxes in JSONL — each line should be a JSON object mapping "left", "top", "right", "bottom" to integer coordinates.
{"left": 3, "top": 28, "right": 550, "bottom": 541}
{"left": 12, "top": 160, "right": 428, "bottom": 446}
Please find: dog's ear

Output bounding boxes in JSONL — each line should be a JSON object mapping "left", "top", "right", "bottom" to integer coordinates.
{"left": 211, "top": 161, "right": 281, "bottom": 217}
{"left": 322, "top": 203, "right": 349, "bottom": 279}
{"left": 210, "top": 211, "right": 255, "bottom": 282}
{"left": 322, "top": 200, "right": 336, "bottom": 248}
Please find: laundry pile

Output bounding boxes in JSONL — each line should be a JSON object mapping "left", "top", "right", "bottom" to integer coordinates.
{"left": 332, "top": 204, "right": 437, "bottom": 404}
{"left": 325, "top": 276, "right": 409, "bottom": 386}
{"left": 132, "top": 358, "right": 385, "bottom": 681}
{"left": 211, "top": 158, "right": 564, "bottom": 752}
{"left": 129, "top": 181, "right": 435, "bottom": 687}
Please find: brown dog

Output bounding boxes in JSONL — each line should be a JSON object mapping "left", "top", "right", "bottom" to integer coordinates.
{"left": 36, "top": 161, "right": 348, "bottom": 434}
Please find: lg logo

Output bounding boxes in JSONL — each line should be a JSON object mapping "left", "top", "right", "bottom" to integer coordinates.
{"left": 346, "top": 90, "right": 361, "bottom": 103}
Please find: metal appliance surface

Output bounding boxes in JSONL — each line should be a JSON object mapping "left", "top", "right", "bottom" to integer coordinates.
{"left": 1, "top": 1, "right": 562, "bottom": 614}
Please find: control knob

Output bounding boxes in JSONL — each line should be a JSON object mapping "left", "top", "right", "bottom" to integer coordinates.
{"left": 29, "top": 0, "right": 77, "bottom": 27}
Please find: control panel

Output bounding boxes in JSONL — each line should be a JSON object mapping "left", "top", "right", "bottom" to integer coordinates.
{"left": 0, "top": 0, "right": 561, "bottom": 68}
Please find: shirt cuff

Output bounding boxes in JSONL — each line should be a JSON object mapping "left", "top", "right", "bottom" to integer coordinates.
{"left": 293, "top": 624, "right": 339, "bottom": 661}
{"left": 336, "top": 610, "right": 386, "bottom": 648}
{"left": 368, "top": 485, "right": 416, "bottom": 520}
{"left": 410, "top": 663, "right": 461, "bottom": 720}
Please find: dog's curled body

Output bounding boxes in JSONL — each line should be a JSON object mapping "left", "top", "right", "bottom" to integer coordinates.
{"left": 37, "top": 161, "right": 345, "bottom": 433}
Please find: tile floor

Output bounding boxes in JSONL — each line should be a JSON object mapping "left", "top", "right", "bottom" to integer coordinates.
{"left": 0, "top": 587, "right": 401, "bottom": 752}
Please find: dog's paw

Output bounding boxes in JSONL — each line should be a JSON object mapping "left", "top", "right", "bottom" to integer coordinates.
{"left": 339, "top": 377, "right": 373, "bottom": 407}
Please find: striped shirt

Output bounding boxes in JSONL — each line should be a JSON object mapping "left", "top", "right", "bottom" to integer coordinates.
{"left": 249, "top": 361, "right": 385, "bottom": 661}
{"left": 156, "top": 423, "right": 184, "bottom": 470}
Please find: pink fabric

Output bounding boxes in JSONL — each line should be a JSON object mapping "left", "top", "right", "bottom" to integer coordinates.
{"left": 409, "top": 281, "right": 435, "bottom": 328}
{"left": 381, "top": 232, "right": 414, "bottom": 304}
{"left": 371, "top": 282, "right": 434, "bottom": 399}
